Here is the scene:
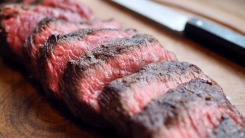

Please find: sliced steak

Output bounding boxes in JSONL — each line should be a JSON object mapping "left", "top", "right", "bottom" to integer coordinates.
{"left": 209, "top": 115, "right": 245, "bottom": 138}
{"left": 130, "top": 79, "right": 245, "bottom": 138}
{"left": 39, "top": 28, "right": 135, "bottom": 97}
{"left": 23, "top": 18, "right": 122, "bottom": 78}
{"left": 0, "top": 0, "right": 94, "bottom": 19}
{"left": 0, "top": 4, "right": 85, "bottom": 62}
{"left": 99, "top": 61, "right": 216, "bottom": 132}
{"left": 62, "top": 34, "right": 176, "bottom": 127}
{"left": 37, "top": 0, "right": 94, "bottom": 19}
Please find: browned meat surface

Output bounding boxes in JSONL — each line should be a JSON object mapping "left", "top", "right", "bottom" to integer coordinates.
{"left": 37, "top": 0, "right": 94, "bottom": 19}
{"left": 209, "top": 115, "right": 245, "bottom": 138}
{"left": 23, "top": 18, "right": 122, "bottom": 79}
{"left": 0, "top": 1, "right": 244, "bottom": 137}
{"left": 0, "top": 0, "right": 94, "bottom": 19}
{"left": 100, "top": 61, "right": 216, "bottom": 134}
{"left": 62, "top": 34, "right": 176, "bottom": 127}
{"left": 0, "top": 4, "right": 85, "bottom": 62}
{"left": 129, "top": 79, "right": 245, "bottom": 138}
{"left": 39, "top": 28, "right": 136, "bottom": 97}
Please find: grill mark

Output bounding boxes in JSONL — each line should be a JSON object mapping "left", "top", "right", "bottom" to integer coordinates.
{"left": 39, "top": 28, "right": 136, "bottom": 97}
{"left": 61, "top": 34, "right": 175, "bottom": 127}
{"left": 23, "top": 18, "right": 123, "bottom": 78}
{"left": 99, "top": 62, "right": 210, "bottom": 135}
{"left": 128, "top": 79, "right": 244, "bottom": 138}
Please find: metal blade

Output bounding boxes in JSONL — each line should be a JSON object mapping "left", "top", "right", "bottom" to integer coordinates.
{"left": 114, "top": 0, "right": 189, "bottom": 33}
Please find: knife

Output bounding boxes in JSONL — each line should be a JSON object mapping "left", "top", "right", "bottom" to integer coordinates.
{"left": 113, "top": 0, "right": 245, "bottom": 66}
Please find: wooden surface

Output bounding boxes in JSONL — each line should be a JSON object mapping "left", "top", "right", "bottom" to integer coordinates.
{"left": 0, "top": 0, "right": 244, "bottom": 137}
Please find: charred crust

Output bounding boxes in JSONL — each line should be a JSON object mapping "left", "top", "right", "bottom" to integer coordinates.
{"left": 74, "top": 34, "right": 157, "bottom": 72}
{"left": 61, "top": 58, "right": 112, "bottom": 129}
{"left": 100, "top": 62, "right": 202, "bottom": 96}
{"left": 42, "top": 28, "right": 124, "bottom": 56}
{"left": 38, "top": 29, "right": 124, "bottom": 79}
{"left": 32, "top": 17, "right": 56, "bottom": 34}
{"left": 98, "top": 62, "right": 211, "bottom": 136}
{"left": 129, "top": 79, "right": 244, "bottom": 137}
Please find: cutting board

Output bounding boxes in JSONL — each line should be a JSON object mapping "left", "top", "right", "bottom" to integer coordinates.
{"left": 0, "top": 0, "right": 244, "bottom": 137}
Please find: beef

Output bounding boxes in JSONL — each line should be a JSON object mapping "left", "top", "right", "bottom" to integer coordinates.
{"left": 23, "top": 18, "right": 122, "bottom": 79}
{"left": 209, "top": 115, "right": 245, "bottom": 138}
{"left": 61, "top": 34, "right": 176, "bottom": 127}
{"left": 129, "top": 79, "right": 245, "bottom": 138}
{"left": 39, "top": 28, "right": 136, "bottom": 97}
{"left": 0, "top": 4, "right": 85, "bottom": 62}
{"left": 1, "top": 1, "right": 243, "bottom": 137}
{"left": 36, "top": 0, "right": 94, "bottom": 19}
{"left": 0, "top": 0, "right": 94, "bottom": 19}
{"left": 99, "top": 61, "right": 216, "bottom": 133}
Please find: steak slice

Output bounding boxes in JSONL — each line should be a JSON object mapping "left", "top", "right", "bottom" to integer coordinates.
{"left": 62, "top": 34, "right": 176, "bottom": 127}
{"left": 0, "top": 4, "right": 85, "bottom": 62}
{"left": 0, "top": 0, "right": 23, "bottom": 4}
{"left": 0, "top": 0, "right": 93, "bottom": 19}
{"left": 39, "top": 28, "right": 136, "bottom": 97}
{"left": 130, "top": 79, "right": 245, "bottom": 138}
{"left": 23, "top": 18, "right": 122, "bottom": 78}
{"left": 209, "top": 115, "right": 245, "bottom": 138}
{"left": 99, "top": 61, "right": 215, "bottom": 132}
{"left": 36, "top": 0, "right": 94, "bottom": 19}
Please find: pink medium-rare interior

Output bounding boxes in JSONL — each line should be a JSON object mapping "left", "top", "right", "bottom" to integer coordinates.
{"left": 123, "top": 73, "right": 207, "bottom": 115}
{"left": 2, "top": 5, "right": 84, "bottom": 55}
{"left": 163, "top": 106, "right": 243, "bottom": 138}
{"left": 46, "top": 30, "right": 135, "bottom": 96}
{"left": 30, "top": 20, "right": 122, "bottom": 64}
{"left": 40, "top": 0, "right": 94, "bottom": 19}
{"left": 78, "top": 42, "right": 175, "bottom": 111}
{"left": 31, "top": 22, "right": 80, "bottom": 60}
{"left": 30, "top": 6, "right": 84, "bottom": 22}
{"left": 3, "top": 12, "right": 45, "bottom": 54}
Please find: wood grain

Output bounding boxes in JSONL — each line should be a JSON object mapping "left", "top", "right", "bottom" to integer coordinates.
{"left": 0, "top": 0, "right": 244, "bottom": 137}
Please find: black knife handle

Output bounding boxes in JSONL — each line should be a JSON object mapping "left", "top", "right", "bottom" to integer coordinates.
{"left": 184, "top": 18, "right": 245, "bottom": 66}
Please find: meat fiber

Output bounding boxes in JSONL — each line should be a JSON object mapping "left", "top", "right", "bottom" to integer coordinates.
{"left": 61, "top": 34, "right": 176, "bottom": 127}
{"left": 37, "top": 0, "right": 94, "bottom": 19}
{"left": 39, "top": 28, "right": 136, "bottom": 97}
{"left": 129, "top": 79, "right": 245, "bottom": 138}
{"left": 0, "top": 0, "right": 94, "bottom": 19}
{"left": 99, "top": 61, "right": 217, "bottom": 133}
{"left": 0, "top": 4, "right": 85, "bottom": 62}
{"left": 1, "top": 1, "right": 243, "bottom": 137}
{"left": 23, "top": 18, "right": 122, "bottom": 79}
{"left": 209, "top": 115, "right": 245, "bottom": 138}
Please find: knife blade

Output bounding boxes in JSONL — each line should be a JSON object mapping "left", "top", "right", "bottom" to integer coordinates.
{"left": 113, "top": 0, "right": 245, "bottom": 66}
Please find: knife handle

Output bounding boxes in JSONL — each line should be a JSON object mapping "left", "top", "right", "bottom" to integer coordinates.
{"left": 184, "top": 18, "right": 245, "bottom": 66}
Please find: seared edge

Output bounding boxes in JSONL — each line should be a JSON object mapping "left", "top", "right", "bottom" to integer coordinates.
{"left": 130, "top": 79, "right": 245, "bottom": 138}
{"left": 39, "top": 28, "right": 136, "bottom": 94}
{"left": 99, "top": 62, "right": 216, "bottom": 133}
{"left": 61, "top": 34, "right": 174, "bottom": 128}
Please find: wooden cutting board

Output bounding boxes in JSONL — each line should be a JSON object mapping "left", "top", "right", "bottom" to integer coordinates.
{"left": 0, "top": 0, "right": 244, "bottom": 137}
